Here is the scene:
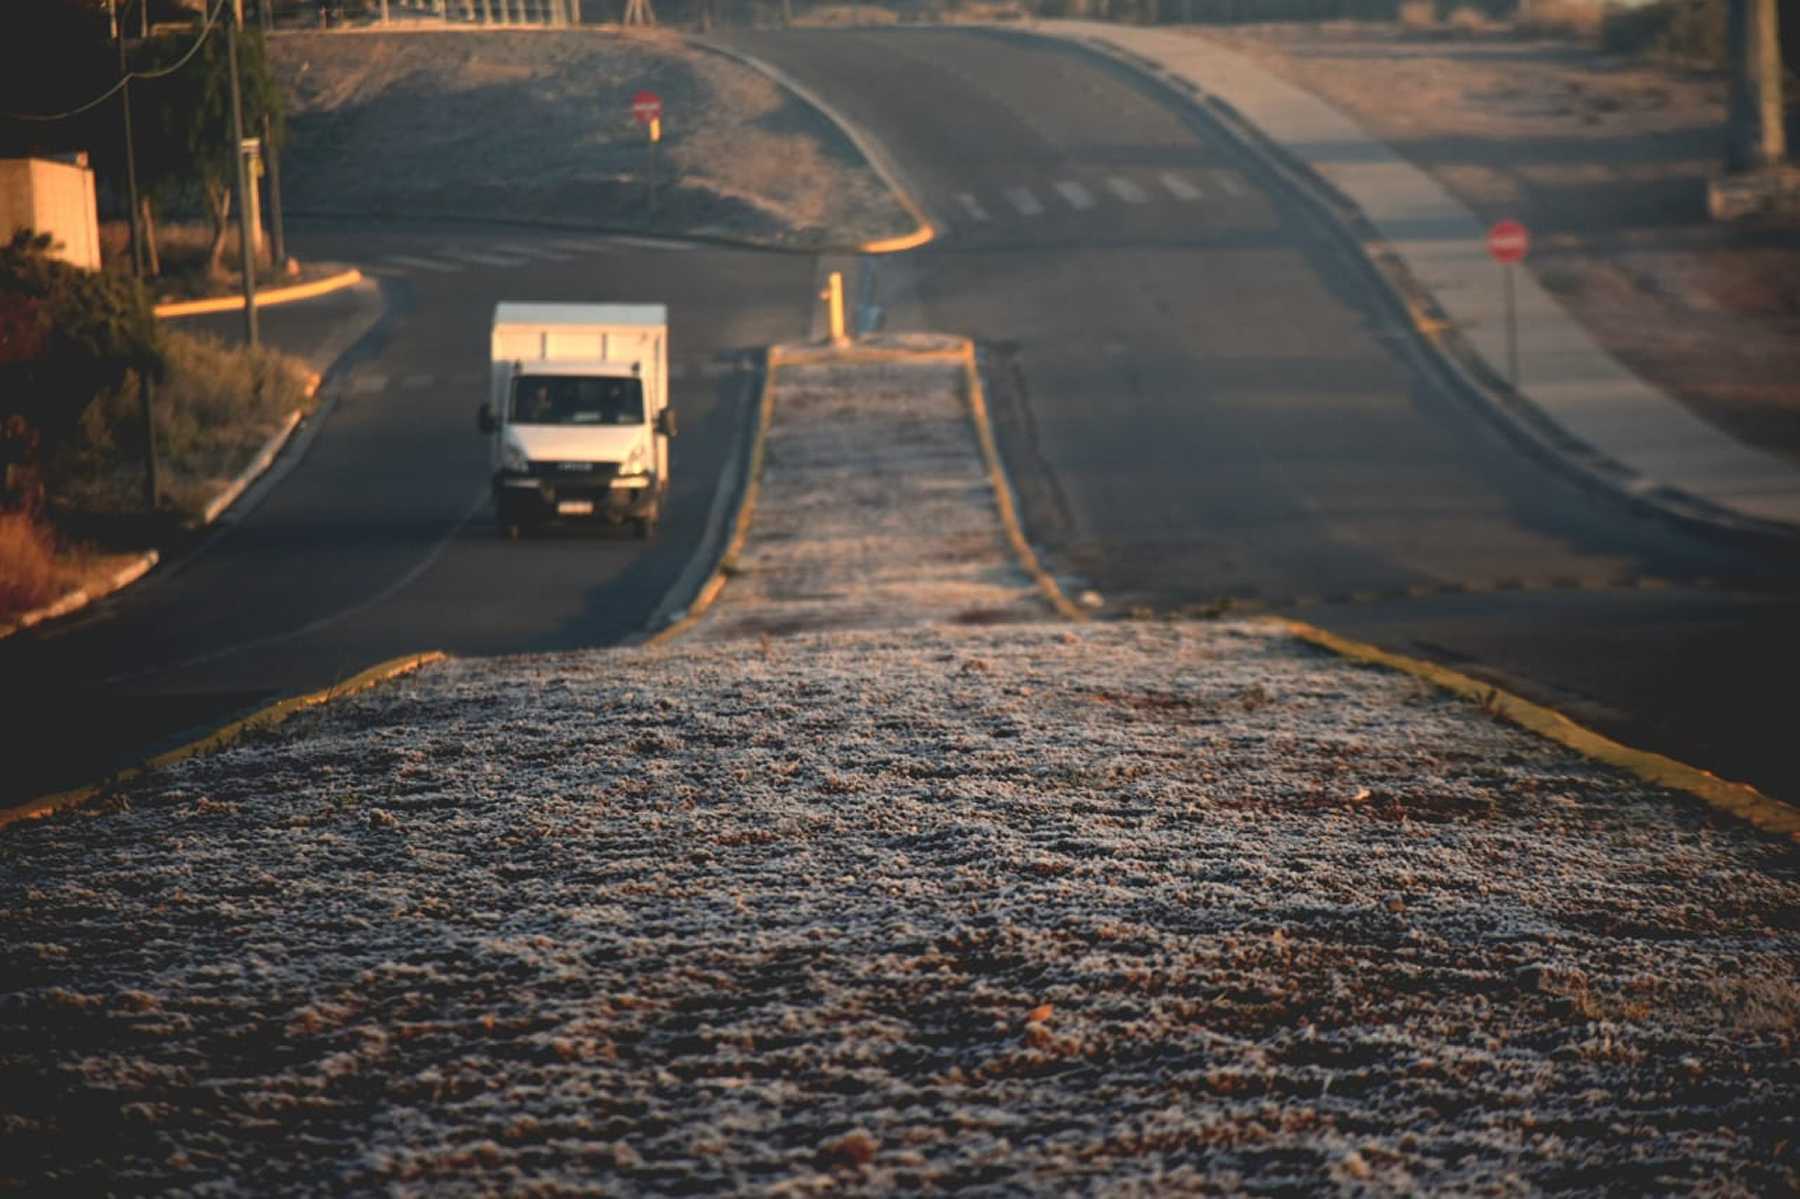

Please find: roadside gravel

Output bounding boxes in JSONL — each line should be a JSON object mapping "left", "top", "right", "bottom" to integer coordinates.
{"left": 3, "top": 350, "right": 1794, "bottom": 1193}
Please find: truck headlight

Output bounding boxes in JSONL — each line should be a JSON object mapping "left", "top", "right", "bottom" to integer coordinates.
{"left": 501, "top": 436, "right": 530, "bottom": 473}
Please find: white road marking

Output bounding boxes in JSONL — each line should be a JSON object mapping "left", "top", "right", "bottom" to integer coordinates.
{"left": 605, "top": 236, "right": 698, "bottom": 251}
{"left": 401, "top": 373, "right": 435, "bottom": 389}
{"left": 379, "top": 254, "right": 462, "bottom": 274}
{"left": 434, "top": 247, "right": 530, "bottom": 268}
{"left": 1105, "top": 176, "right": 1149, "bottom": 204}
{"left": 350, "top": 373, "right": 388, "bottom": 395}
{"left": 1159, "top": 172, "right": 1202, "bottom": 201}
{"left": 956, "top": 193, "right": 991, "bottom": 222}
{"left": 1005, "top": 187, "right": 1044, "bottom": 216}
{"left": 1054, "top": 180, "right": 1094, "bottom": 211}
{"left": 547, "top": 238, "right": 618, "bottom": 253}
{"left": 492, "top": 242, "right": 575, "bottom": 261}
{"left": 1210, "top": 169, "right": 1247, "bottom": 197}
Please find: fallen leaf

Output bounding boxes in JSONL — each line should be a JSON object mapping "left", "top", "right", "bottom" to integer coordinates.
{"left": 1027, "top": 1003, "right": 1053, "bottom": 1024}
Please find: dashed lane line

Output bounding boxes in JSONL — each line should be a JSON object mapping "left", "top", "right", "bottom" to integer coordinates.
{"left": 956, "top": 193, "right": 991, "bottom": 222}
{"left": 491, "top": 242, "right": 577, "bottom": 261}
{"left": 401, "top": 373, "right": 435, "bottom": 389}
{"left": 1105, "top": 176, "right": 1149, "bottom": 204}
{"left": 547, "top": 238, "right": 619, "bottom": 253}
{"left": 1209, "top": 169, "right": 1247, "bottom": 197}
{"left": 379, "top": 254, "right": 462, "bottom": 274}
{"left": 434, "top": 247, "right": 532, "bottom": 268}
{"left": 349, "top": 373, "right": 388, "bottom": 395}
{"left": 1005, "top": 187, "right": 1044, "bottom": 217}
{"left": 1160, "top": 172, "right": 1202, "bottom": 201}
{"left": 1054, "top": 180, "right": 1095, "bottom": 211}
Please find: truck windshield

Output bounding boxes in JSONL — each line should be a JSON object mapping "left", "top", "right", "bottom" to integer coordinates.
{"left": 510, "top": 376, "right": 644, "bottom": 426}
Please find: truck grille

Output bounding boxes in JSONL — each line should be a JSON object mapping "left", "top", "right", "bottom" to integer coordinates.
{"left": 532, "top": 461, "right": 621, "bottom": 483}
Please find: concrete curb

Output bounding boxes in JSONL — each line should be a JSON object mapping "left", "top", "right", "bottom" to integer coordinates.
{"left": 201, "top": 409, "right": 305, "bottom": 526}
{"left": 153, "top": 268, "right": 365, "bottom": 320}
{"left": 643, "top": 347, "right": 784, "bottom": 646}
{"left": 0, "top": 651, "right": 446, "bottom": 831}
{"left": 690, "top": 37, "right": 939, "bottom": 255}
{"left": 0, "top": 550, "right": 160, "bottom": 641}
{"left": 1038, "top": 29, "right": 1800, "bottom": 549}
{"left": 959, "top": 341, "right": 1087, "bottom": 622}
{"left": 1267, "top": 615, "right": 1800, "bottom": 842}
{"left": 3, "top": 388, "right": 312, "bottom": 645}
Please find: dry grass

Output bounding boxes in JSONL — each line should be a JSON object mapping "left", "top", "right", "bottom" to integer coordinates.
{"left": 1517, "top": 0, "right": 1608, "bottom": 39}
{"left": 0, "top": 513, "right": 60, "bottom": 618}
{"left": 794, "top": 3, "right": 902, "bottom": 23}
{"left": 50, "top": 330, "right": 317, "bottom": 520}
{"left": 1397, "top": 0, "right": 1437, "bottom": 28}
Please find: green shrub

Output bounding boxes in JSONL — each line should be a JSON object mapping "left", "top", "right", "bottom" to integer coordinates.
{"left": 0, "top": 231, "right": 163, "bottom": 514}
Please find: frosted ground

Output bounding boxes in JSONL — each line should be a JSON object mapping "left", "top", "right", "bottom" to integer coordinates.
{"left": 2, "top": 358, "right": 1796, "bottom": 1193}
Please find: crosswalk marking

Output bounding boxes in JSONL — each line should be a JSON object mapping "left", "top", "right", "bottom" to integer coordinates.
{"left": 547, "top": 238, "right": 617, "bottom": 253}
{"left": 1005, "top": 187, "right": 1044, "bottom": 216}
{"left": 492, "top": 242, "right": 575, "bottom": 261}
{"left": 1160, "top": 172, "right": 1202, "bottom": 201}
{"left": 1105, "top": 176, "right": 1148, "bottom": 204}
{"left": 1054, "top": 180, "right": 1094, "bottom": 211}
{"left": 956, "top": 193, "right": 991, "bottom": 222}
{"left": 1209, "top": 169, "right": 1247, "bottom": 197}
{"left": 380, "top": 254, "right": 462, "bottom": 274}
{"left": 606, "top": 236, "right": 698, "bottom": 251}
{"left": 435, "top": 247, "right": 531, "bottom": 268}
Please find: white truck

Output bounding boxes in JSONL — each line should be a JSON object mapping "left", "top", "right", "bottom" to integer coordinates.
{"left": 478, "top": 302, "right": 676, "bottom": 539}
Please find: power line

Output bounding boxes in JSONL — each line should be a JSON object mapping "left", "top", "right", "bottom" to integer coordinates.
{"left": 2, "top": 0, "right": 229, "bottom": 123}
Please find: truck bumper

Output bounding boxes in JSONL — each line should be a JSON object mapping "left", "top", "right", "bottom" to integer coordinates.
{"left": 494, "top": 472, "right": 659, "bottom": 524}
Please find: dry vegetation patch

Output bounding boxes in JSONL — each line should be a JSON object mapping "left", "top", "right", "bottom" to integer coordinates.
{"left": 268, "top": 29, "right": 911, "bottom": 245}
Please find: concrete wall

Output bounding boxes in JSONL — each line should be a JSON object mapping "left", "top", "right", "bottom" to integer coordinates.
{"left": 0, "top": 158, "right": 102, "bottom": 272}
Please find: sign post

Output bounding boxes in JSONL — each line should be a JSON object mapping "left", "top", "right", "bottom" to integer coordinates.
{"left": 1486, "top": 218, "right": 1529, "bottom": 389}
{"left": 632, "top": 90, "right": 663, "bottom": 225}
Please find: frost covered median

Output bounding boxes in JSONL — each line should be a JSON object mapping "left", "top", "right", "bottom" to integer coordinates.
{"left": 3, "top": 350, "right": 1797, "bottom": 1194}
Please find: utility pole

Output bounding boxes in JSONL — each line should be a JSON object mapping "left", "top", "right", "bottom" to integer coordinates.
{"left": 1727, "top": 0, "right": 1787, "bottom": 171}
{"left": 1712, "top": 0, "right": 1792, "bottom": 218}
{"left": 227, "top": 2, "right": 259, "bottom": 348}
{"left": 263, "top": 113, "right": 286, "bottom": 271}
{"left": 115, "top": 1, "right": 146, "bottom": 279}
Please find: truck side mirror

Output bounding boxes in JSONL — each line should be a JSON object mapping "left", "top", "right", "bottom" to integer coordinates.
{"left": 656, "top": 407, "right": 677, "bottom": 439}
{"left": 477, "top": 403, "right": 497, "bottom": 435}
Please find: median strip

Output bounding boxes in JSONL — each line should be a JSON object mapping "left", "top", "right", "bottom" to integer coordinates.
{"left": 152, "top": 267, "right": 365, "bottom": 319}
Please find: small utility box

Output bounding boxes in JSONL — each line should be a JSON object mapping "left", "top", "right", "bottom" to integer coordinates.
{"left": 0, "top": 156, "right": 102, "bottom": 271}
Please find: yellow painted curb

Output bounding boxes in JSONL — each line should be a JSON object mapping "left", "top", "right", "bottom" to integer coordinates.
{"left": 960, "top": 341, "right": 1087, "bottom": 622}
{"left": 645, "top": 351, "right": 784, "bottom": 646}
{"left": 1265, "top": 616, "right": 1800, "bottom": 842}
{"left": 1, "top": 651, "right": 446, "bottom": 831}
{"left": 859, "top": 222, "right": 937, "bottom": 256}
{"left": 153, "top": 268, "right": 365, "bottom": 319}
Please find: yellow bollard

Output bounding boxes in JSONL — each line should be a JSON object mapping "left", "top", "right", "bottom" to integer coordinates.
{"left": 824, "top": 271, "right": 848, "bottom": 347}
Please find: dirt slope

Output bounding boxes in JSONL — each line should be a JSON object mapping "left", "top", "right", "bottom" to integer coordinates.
{"left": 270, "top": 29, "right": 912, "bottom": 246}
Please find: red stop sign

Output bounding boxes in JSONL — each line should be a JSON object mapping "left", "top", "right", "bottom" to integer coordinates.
{"left": 1487, "top": 218, "right": 1529, "bottom": 264}
{"left": 631, "top": 90, "right": 662, "bottom": 127}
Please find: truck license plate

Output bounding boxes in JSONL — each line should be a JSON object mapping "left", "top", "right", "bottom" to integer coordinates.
{"left": 557, "top": 499, "right": 595, "bottom": 516}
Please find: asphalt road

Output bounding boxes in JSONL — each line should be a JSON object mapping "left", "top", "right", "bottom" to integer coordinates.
{"left": 9, "top": 28, "right": 1798, "bottom": 809}
{"left": 721, "top": 27, "right": 1800, "bottom": 803}
{"left": 1, "top": 228, "right": 816, "bottom": 803}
